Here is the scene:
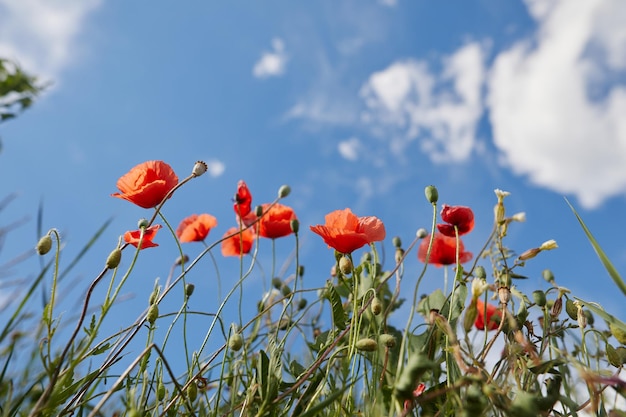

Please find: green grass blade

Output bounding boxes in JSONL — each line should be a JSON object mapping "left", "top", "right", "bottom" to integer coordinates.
{"left": 566, "top": 198, "right": 626, "bottom": 297}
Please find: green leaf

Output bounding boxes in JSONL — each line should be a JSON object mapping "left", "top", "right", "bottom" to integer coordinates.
{"left": 567, "top": 198, "right": 626, "bottom": 297}
{"left": 527, "top": 358, "right": 565, "bottom": 374}
{"left": 574, "top": 297, "right": 626, "bottom": 337}
{"left": 325, "top": 282, "right": 347, "bottom": 330}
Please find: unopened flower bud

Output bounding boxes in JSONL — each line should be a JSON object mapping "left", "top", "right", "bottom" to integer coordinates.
{"left": 609, "top": 323, "right": 626, "bottom": 345}
{"left": 371, "top": 296, "right": 383, "bottom": 315}
{"left": 395, "top": 248, "right": 405, "bottom": 264}
{"left": 228, "top": 333, "right": 244, "bottom": 351}
{"left": 298, "top": 265, "right": 305, "bottom": 277}
{"left": 532, "top": 290, "right": 546, "bottom": 307}
{"left": 186, "top": 381, "right": 198, "bottom": 402}
{"left": 474, "top": 265, "right": 486, "bottom": 279}
{"left": 565, "top": 299, "right": 578, "bottom": 320}
{"left": 290, "top": 219, "right": 299, "bottom": 234}
{"left": 106, "top": 248, "right": 122, "bottom": 269}
{"left": 36, "top": 235, "right": 52, "bottom": 255}
{"left": 192, "top": 160, "right": 208, "bottom": 177}
{"left": 539, "top": 239, "right": 558, "bottom": 251}
{"left": 494, "top": 189, "right": 510, "bottom": 202}
{"left": 298, "top": 298, "right": 307, "bottom": 310}
{"left": 147, "top": 304, "right": 159, "bottom": 325}
{"left": 416, "top": 228, "right": 428, "bottom": 239}
{"left": 255, "top": 205, "right": 263, "bottom": 217}
{"left": 425, "top": 185, "right": 438, "bottom": 204}
{"left": 281, "top": 284, "right": 292, "bottom": 297}
{"left": 278, "top": 184, "right": 291, "bottom": 198}
{"left": 339, "top": 256, "right": 353, "bottom": 275}
{"left": 137, "top": 218, "right": 149, "bottom": 229}
{"left": 577, "top": 305, "right": 587, "bottom": 329}
{"left": 271, "top": 277, "right": 283, "bottom": 289}
{"left": 392, "top": 236, "right": 402, "bottom": 248}
{"left": 551, "top": 297, "right": 563, "bottom": 318}
{"left": 185, "top": 283, "right": 195, "bottom": 298}
{"left": 518, "top": 247, "right": 540, "bottom": 261}
{"left": 157, "top": 381, "right": 166, "bottom": 401}
{"left": 543, "top": 269, "right": 555, "bottom": 284}
{"left": 379, "top": 334, "right": 396, "bottom": 348}
{"left": 355, "top": 337, "right": 378, "bottom": 352}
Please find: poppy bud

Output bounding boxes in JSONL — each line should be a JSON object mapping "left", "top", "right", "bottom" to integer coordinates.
{"left": 147, "top": 304, "right": 159, "bottom": 325}
{"left": 379, "top": 334, "right": 396, "bottom": 348}
{"left": 192, "top": 160, "right": 208, "bottom": 177}
{"left": 298, "top": 298, "right": 307, "bottom": 310}
{"left": 290, "top": 219, "right": 299, "bottom": 234}
{"left": 281, "top": 284, "right": 292, "bottom": 296}
{"left": 394, "top": 248, "right": 404, "bottom": 264}
{"left": 339, "top": 256, "right": 353, "bottom": 275}
{"left": 185, "top": 283, "right": 195, "bottom": 298}
{"left": 36, "top": 234, "right": 52, "bottom": 255}
{"left": 416, "top": 228, "right": 428, "bottom": 239}
{"left": 228, "top": 333, "right": 244, "bottom": 351}
{"left": 424, "top": 185, "right": 438, "bottom": 204}
{"left": 271, "top": 277, "right": 283, "bottom": 289}
{"left": 355, "top": 338, "right": 378, "bottom": 352}
{"left": 278, "top": 184, "right": 291, "bottom": 198}
{"left": 106, "top": 248, "right": 122, "bottom": 269}
{"left": 298, "top": 265, "right": 305, "bottom": 277}
{"left": 137, "top": 218, "right": 149, "bottom": 229}
{"left": 149, "top": 287, "right": 160, "bottom": 305}
{"left": 532, "top": 290, "right": 546, "bottom": 307}
{"left": 371, "top": 296, "right": 382, "bottom": 315}
{"left": 565, "top": 299, "right": 578, "bottom": 321}
{"left": 392, "top": 236, "right": 402, "bottom": 248}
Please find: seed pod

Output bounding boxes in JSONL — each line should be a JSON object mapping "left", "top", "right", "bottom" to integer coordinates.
{"left": 532, "top": 290, "right": 546, "bottom": 307}
{"left": 355, "top": 338, "right": 378, "bottom": 352}
{"left": 424, "top": 185, "right": 438, "bottom": 204}
{"left": 339, "top": 256, "right": 353, "bottom": 275}
{"left": 106, "top": 248, "right": 122, "bottom": 269}
{"left": 278, "top": 184, "right": 291, "bottom": 198}
{"left": 565, "top": 299, "right": 578, "bottom": 321}
{"left": 185, "top": 283, "right": 195, "bottom": 298}
{"left": 297, "top": 298, "right": 307, "bottom": 310}
{"left": 36, "top": 235, "right": 52, "bottom": 255}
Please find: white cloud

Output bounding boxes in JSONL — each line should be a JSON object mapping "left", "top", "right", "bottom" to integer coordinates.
{"left": 360, "top": 42, "right": 486, "bottom": 163}
{"left": 253, "top": 38, "right": 288, "bottom": 79}
{"left": 0, "top": 0, "right": 101, "bottom": 77}
{"left": 206, "top": 159, "right": 225, "bottom": 177}
{"left": 338, "top": 137, "right": 361, "bottom": 161}
{"left": 488, "top": 0, "right": 626, "bottom": 209}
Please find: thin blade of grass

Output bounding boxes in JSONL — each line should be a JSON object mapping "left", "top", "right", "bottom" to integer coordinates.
{"left": 58, "top": 217, "right": 113, "bottom": 282}
{"left": 566, "top": 198, "right": 626, "bottom": 297}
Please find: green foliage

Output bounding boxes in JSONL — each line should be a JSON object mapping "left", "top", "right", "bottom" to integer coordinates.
{"left": 1, "top": 173, "right": 625, "bottom": 416}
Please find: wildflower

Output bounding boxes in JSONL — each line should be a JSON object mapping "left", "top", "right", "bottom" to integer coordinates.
{"left": 176, "top": 214, "right": 218, "bottom": 243}
{"left": 221, "top": 227, "right": 254, "bottom": 257}
{"left": 539, "top": 239, "right": 558, "bottom": 250}
{"left": 256, "top": 203, "right": 297, "bottom": 239}
{"left": 437, "top": 204, "right": 474, "bottom": 237}
{"left": 233, "top": 180, "right": 252, "bottom": 217}
{"left": 417, "top": 233, "right": 472, "bottom": 267}
{"left": 112, "top": 161, "right": 178, "bottom": 209}
{"left": 475, "top": 299, "right": 502, "bottom": 331}
{"left": 403, "top": 383, "right": 426, "bottom": 413}
{"left": 471, "top": 278, "right": 488, "bottom": 299}
{"left": 309, "top": 208, "right": 386, "bottom": 254}
{"left": 36, "top": 234, "right": 52, "bottom": 255}
{"left": 124, "top": 224, "right": 162, "bottom": 249}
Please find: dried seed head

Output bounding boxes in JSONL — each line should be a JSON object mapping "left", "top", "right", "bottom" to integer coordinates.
{"left": 192, "top": 160, "right": 208, "bottom": 177}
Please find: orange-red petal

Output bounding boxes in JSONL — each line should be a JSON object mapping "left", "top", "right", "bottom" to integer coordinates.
{"left": 417, "top": 233, "right": 472, "bottom": 267}
{"left": 310, "top": 208, "right": 386, "bottom": 254}
{"left": 221, "top": 227, "right": 254, "bottom": 257}
{"left": 256, "top": 203, "right": 297, "bottom": 239}
{"left": 112, "top": 161, "right": 179, "bottom": 209}
{"left": 176, "top": 214, "right": 218, "bottom": 243}
{"left": 437, "top": 205, "right": 474, "bottom": 237}
{"left": 475, "top": 299, "right": 502, "bottom": 331}
{"left": 124, "top": 224, "right": 162, "bottom": 249}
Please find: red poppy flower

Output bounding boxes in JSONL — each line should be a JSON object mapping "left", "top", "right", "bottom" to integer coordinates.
{"left": 310, "top": 208, "right": 386, "bottom": 254}
{"left": 475, "top": 299, "right": 502, "bottom": 331}
{"left": 233, "top": 180, "right": 252, "bottom": 217}
{"left": 112, "top": 161, "right": 179, "bottom": 209}
{"left": 221, "top": 227, "right": 254, "bottom": 257}
{"left": 437, "top": 205, "right": 474, "bottom": 237}
{"left": 254, "top": 203, "right": 297, "bottom": 239}
{"left": 176, "top": 214, "right": 218, "bottom": 243}
{"left": 417, "top": 233, "right": 472, "bottom": 267}
{"left": 124, "top": 224, "right": 162, "bottom": 249}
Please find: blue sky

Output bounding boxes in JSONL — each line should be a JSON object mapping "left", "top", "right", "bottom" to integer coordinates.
{"left": 1, "top": 0, "right": 626, "bottom": 369}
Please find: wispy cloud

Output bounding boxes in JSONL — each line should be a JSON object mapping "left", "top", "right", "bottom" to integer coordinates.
{"left": 488, "top": 0, "right": 626, "bottom": 209}
{"left": 360, "top": 42, "right": 486, "bottom": 163}
{"left": 338, "top": 137, "right": 361, "bottom": 161}
{"left": 206, "top": 159, "right": 226, "bottom": 178}
{"left": 0, "top": 0, "right": 101, "bottom": 77}
{"left": 253, "top": 38, "right": 288, "bottom": 79}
